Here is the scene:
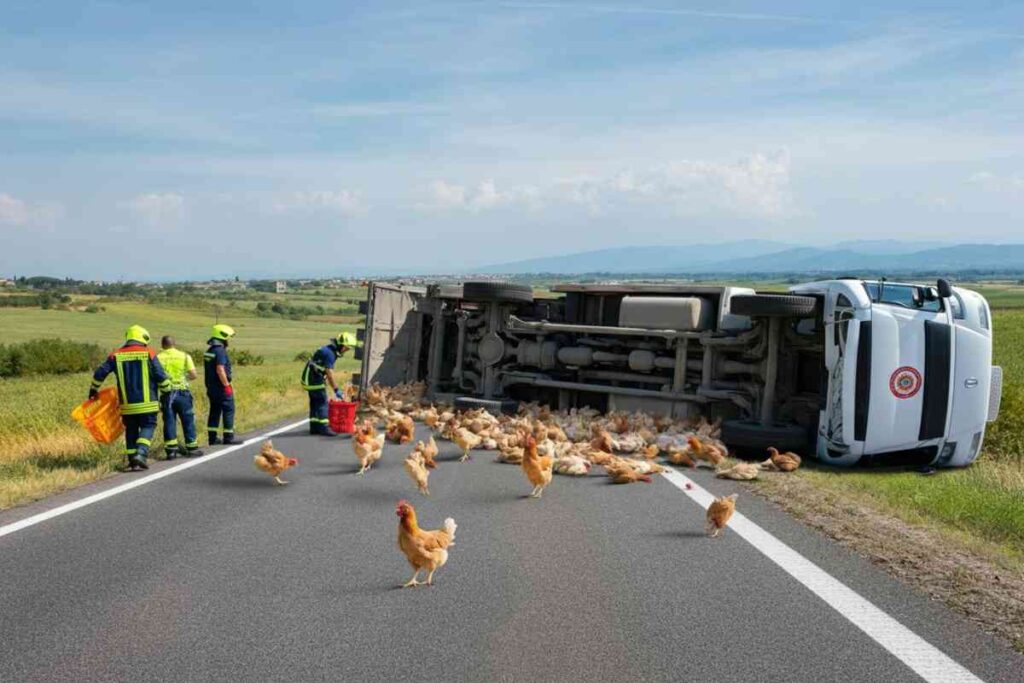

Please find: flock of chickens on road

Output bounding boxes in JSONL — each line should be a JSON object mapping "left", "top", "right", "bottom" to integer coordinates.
{"left": 252, "top": 382, "right": 803, "bottom": 588}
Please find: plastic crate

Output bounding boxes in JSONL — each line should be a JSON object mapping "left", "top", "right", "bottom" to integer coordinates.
{"left": 71, "top": 387, "right": 124, "bottom": 443}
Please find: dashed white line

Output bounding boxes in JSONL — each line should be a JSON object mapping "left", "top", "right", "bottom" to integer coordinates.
{"left": 659, "top": 466, "right": 983, "bottom": 683}
{"left": 0, "top": 418, "right": 310, "bottom": 540}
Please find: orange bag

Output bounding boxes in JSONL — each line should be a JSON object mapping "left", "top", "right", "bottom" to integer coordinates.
{"left": 71, "top": 387, "right": 124, "bottom": 443}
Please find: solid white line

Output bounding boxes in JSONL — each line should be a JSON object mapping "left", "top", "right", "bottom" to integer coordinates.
{"left": 659, "top": 467, "right": 983, "bottom": 683}
{"left": 0, "top": 418, "right": 309, "bottom": 540}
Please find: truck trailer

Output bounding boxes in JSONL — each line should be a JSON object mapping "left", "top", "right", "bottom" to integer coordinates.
{"left": 356, "top": 278, "right": 1002, "bottom": 467}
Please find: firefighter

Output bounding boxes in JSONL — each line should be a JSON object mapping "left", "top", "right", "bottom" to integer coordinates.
{"left": 157, "top": 335, "right": 203, "bottom": 459}
{"left": 301, "top": 331, "right": 356, "bottom": 436}
{"left": 204, "top": 324, "right": 236, "bottom": 445}
{"left": 89, "top": 325, "right": 171, "bottom": 471}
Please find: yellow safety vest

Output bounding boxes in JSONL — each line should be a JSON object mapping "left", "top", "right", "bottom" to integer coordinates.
{"left": 157, "top": 348, "right": 195, "bottom": 391}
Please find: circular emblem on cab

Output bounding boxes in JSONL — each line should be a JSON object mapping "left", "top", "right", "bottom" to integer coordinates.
{"left": 889, "top": 366, "right": 922, "bottom": 399}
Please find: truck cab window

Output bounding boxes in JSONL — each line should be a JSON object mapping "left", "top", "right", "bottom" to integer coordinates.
{"left": 834, "top": 294, "right": 853, "bottom": 347}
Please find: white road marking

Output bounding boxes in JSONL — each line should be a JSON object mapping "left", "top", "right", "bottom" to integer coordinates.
{"left": 660, "top": 467, "right": 983, "bottom": 683}
{"left": 0, "top": 418, "right": 310, "bottom": 540}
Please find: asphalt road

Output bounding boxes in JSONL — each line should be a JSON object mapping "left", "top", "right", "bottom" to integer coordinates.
{"left": 1, "top": 421, "right": 1021, "bottom": 682}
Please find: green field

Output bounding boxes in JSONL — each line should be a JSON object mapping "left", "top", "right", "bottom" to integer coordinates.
{"left": 0, "top": 296, "right": 361, "bottom": 509}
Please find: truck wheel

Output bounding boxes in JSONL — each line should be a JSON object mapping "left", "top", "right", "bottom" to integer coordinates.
{"left": 461, "top": 281, "right": 534, "bottom": 304}
{"left": 730, "top": 294, "right": 817, "bottom": 318}
{"left": 721, "top": 419, "right": 808, "bottom": 453}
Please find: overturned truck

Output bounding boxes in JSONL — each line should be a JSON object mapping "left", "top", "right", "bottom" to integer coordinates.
{"left": 356, "top": 279, "right": 1001, "bottom": 467}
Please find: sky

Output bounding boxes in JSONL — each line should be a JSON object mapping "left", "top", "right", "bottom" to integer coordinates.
{"left": 1, "top": 1, "right": 1023, "bottom": 280}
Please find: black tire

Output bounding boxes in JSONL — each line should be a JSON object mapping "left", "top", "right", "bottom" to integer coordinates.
{"left": 730, "top": 294, "right": 817, "bottom": 318}
{"left": 461, "top": 281, "right": 534, "bottom": 304}
{"left": 721, "top": 419, "right": 808, "bottom": 453}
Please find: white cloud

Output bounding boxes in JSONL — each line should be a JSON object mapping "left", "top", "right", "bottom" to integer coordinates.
{"left": 0, "top": 192, "right": 63, "bottom": 228}
{"left": 420, "top": 179, "right": 540, "bottom": 212}
{"left": 968, "top": 171, "right": 1024, "bottom": 193}
{"left": 270, "top": 190, "right": 366, "bottom": 215}
{"left": 119, "top": 192, "right": 186, "bottom": 229}
{"left": 422, "top": 151, "right": 793, "bottom": 218}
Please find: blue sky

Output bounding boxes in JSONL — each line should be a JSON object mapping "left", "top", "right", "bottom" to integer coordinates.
{"left": 2, "top": 1, "right": 1023, "bottom": 279}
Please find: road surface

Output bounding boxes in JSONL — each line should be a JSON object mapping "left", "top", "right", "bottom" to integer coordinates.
{"left": 1, "top": 420, "right": 1021, "bottom": 682}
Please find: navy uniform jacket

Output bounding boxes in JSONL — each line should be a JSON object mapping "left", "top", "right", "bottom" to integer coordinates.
{"left": 204, "top": 339, "right": 232, "bottom": 395}
{"left": 91, "top": 342, "right": 171, "bottom": 415}
{"left": 301, "top": 344, "right": 338, "bottom": 390}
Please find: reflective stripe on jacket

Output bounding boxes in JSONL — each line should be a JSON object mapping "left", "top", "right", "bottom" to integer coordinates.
{"left": 301, "top": 344, "right": 338, "bottom": 390}
{"left": 92, "top": 342, "right": 171, "bottom": 415}
{"left": 157, "top": 347, "right": 195, "bottom": 391}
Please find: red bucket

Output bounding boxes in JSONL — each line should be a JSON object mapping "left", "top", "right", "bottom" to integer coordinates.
{"left": 329, "top": 400, "right": 359, "bottom": 434}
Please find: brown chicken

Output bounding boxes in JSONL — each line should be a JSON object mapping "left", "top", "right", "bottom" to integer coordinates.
{"left": 706, "top": 493, "right": 738, "bottom": 537}
{"left": 589, "top": 427, "right": 615, "bottom": 453}
{"left": 253, "top": 441, "right": 298, "bottom": 485}
{"left": 353, "top": 430, "right": 385, "bottom": 474}
{"left": 687, "top": 435, "right": 727, "bottom": 467}
{"left": 404, "top": 450, "right": 430, "bottom": 496}
{"left": 386, "top": 414, "right": 415, "bottom": 445}
{"left": 453, "top": 427, "right": 482, "bottom": 462}
{"left": 396, "top": 500, "right": 457, "bottom": 587}
{"left": 414, "top": 435, "right": 438, "bottom": 469}
{"left": 607, "top": 467, "right": 653, "bottom": 485}
{"left": 666, "top": 446, "right": 697, "bottom": 468}
{"left": 641, "top": 444, "right": 660, "bottom": 460}
{"left": 521, "top": 434, "right": 553, "bottom": 498}
{"left": 761, "top": 447, "right": 802, "bottom": 472}
{"left": 715, "top": 462, "right": 760, "bottom": 481}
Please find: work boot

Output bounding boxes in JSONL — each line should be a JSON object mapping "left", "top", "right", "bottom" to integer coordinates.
{"left": 186, "top": 447, "right": 205, "bottom": 457}
{"left": 222, "top": 435, "right": 236, "bottom": 445}
{"left": 209, "top": 435, "right": 220, "bottom": 446}
{"left": 165, "top": 450, "right": 178, "bottom": 461}
{"left": 128, "top": 456, "right": 148, "bottom": 471}
{"left": 309, "top": 425, "right": 319, "bottom": 435}
{"left": 320, "top": 427, "right": 339, "bottom": 437}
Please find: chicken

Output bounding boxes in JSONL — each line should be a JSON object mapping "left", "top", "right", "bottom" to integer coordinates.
{"left": 687, "top": 435, "right": 727, "bottom": 467}
{"left": 253, "top": 441, "right": 298, "bottom": 485}
{"left": 396, "top": 500, "right": 457, "bottom": 587}
{"left": 353, "top": 430, "right": 385, "bottom": 474}
{"left": 521, "top": 434, "right": 553, "bottom": 498}
{"left": 665, "top": 445, "right": 697, "bottom": 468}
{"left": 496, "top": 446, "right": 524, "bottom": 464}
{"left": 386, "top": 414, "right": 415, "bottom": 445}
{"left": 453, "top": 427, "right": 482, "bottom": 462}
{"left": 422, "top": 406, "right": 440, "bottom": 428}
{"left": 589, "top": 428, "right": 615, "bottom": 453}
{"left": 607, "top": 468, "right": 653, "bottom": 485}
{"left": 404, "top": 450, "right": 430, "bottom": 496}
{"left": 715, "top": 461, "right": 760, "bottom": 481}
{"left": 761, "top": 446, "right": 802, "bottom": 472}
{"left": 706, "top": 493, "right": 737, "bottom": 537}
{"left": 417, "top": 435, "right": 438, "bottom": 469}
{"left": 553, "top": 454, "right": 592, "bottom": 476}
{"left": 641, "top": 444, "right": 660, "bottom": 460}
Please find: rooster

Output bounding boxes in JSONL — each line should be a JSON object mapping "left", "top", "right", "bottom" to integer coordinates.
{"left": 521, "top": 434, "right": 553, "bottom": 498}
{"left": 404, "top": 450, "right": 430, "bottom": 496}
{"left": 686, "top": 435, "right": 727, "bottom": 467}
{"left": 453, "top": 427, "right": 482, "bottom": 462}
{"left": 706, "top": 493, "right": 738, "bottom": 537}
{"left": 396, "top": 500, "right": 457, "bottom": 587}
{"left": 353, "top": 429, "right": 385, "bottom": 475}
{"left": 253, "top": 441, "right": 298, "bottom": 485}
{"left": 761, "top": 447, "right": 802, "bottom": 472}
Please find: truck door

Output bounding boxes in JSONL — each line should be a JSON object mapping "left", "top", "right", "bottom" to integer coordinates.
{"left": 357, "top": 282, "right": 426, "bottom": 390}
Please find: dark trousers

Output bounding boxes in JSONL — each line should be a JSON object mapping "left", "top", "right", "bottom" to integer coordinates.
{"left": 207, "top": 392, "right": 235, "bottom": 443}
{"left": 161, "top": 390, "right": 198, "bottom": 449}
{"left": 123, "top": 412, "right": 158, "bottom": 461}
{"left": 308, "top": 389, "right": 329, "bottom": 433}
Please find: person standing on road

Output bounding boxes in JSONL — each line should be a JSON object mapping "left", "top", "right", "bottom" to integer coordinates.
{"left": 89, "top": 325, "right": 172, "bottom": 471}
{"left": 301, "top": 331, "right": 356, "bottom": 436}
{"left": 204, "top": 324, "right": 236, "bottom": 445}
{"left": 157, "top": 335, "right": 204, "bottom": 459}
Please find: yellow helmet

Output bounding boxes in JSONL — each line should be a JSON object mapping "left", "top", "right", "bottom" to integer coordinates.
{"left": 334, "top": 331, "right": 359, "bottom": 348}
{"left": 124, "top": 324, "right": 151, "bottom": 344}
{"left": 211, "top": 323, "right": 236, "bottom": 341}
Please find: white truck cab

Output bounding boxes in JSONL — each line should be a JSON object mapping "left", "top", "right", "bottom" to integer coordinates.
{"left": 793, "top": 278, "right": 1002, "bottom": 467}
{"left": 358, "top": 277, "right": 1001, "bottom": 468}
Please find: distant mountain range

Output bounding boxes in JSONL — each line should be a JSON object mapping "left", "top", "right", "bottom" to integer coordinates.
{"left": 475, "top": 241, "right": 1024, "bottom": 275}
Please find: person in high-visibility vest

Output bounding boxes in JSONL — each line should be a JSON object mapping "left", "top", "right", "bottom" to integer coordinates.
{"left": 204, "top": 324, "right": 236, "bottom": 445}
{"left": 89, "top": 325, "right": 171, "bottom": 471}
{"left": 157, "top": 335, "right": 203, "bottom": 459}
{"left": 301, "top": 331, "right": 356, "bottom": 436}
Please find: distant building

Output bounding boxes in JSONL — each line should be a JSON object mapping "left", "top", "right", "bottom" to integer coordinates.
{"left": 275, "top": 280, "right": 288, "bottom": 293}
